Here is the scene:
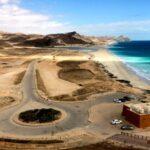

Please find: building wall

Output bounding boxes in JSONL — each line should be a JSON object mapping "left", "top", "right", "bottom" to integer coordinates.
{"left": 122, "top": 105, "right": 141, "bottom": 127}
{"left": 122, "top": 105, "right": 150, "bottom": 128}
{"left": 140, "top": 114, "right": 150, "bottom": 128}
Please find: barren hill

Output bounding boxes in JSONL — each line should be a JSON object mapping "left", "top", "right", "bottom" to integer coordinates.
{"left": 0, "top": 31, "right": 130, "bottom": 48}
{"left": 0, "top": 31, "right": 93, "bottom": 47}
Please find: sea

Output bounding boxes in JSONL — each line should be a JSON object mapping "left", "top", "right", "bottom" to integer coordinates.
{"left": 108, "top": 41, "right": 150, "bottom": 82}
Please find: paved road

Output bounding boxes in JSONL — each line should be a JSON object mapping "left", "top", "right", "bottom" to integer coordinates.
{"left": 0, "top": 61, "right": 125, "bottom": 138}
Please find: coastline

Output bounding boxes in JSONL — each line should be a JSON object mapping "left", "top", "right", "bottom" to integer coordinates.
{"left": 91, "top": 48, "right": 150, "bottom": 90}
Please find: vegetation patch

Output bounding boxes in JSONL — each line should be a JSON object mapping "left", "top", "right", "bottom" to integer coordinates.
{"left": 50, "top": 94, "right": 77, "bottom": 101}
{"left": 57, "top": 61, "right": 85, "bottom": 69}
{"left": 59, "top": 69, "right": 94, "bottom": 83}
{"left": 51, "top": 60, "right": 136, "bottom": 101}
{"left": 0, "top": 138, "right": 63, "bottom": 144}
{"left": 19, "top": 108, "right": 61, "bottom": 123}
{"left": 14, "top": 71, "right": 26, "bottom": 85}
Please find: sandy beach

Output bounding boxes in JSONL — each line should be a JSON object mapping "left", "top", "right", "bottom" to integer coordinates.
{"left": 91, "top": 48, "right": 150, "bottom": 90}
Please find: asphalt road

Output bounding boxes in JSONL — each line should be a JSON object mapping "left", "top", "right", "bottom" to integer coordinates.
{"left": 0, "top": 61, "right": 125, "bottom": 138}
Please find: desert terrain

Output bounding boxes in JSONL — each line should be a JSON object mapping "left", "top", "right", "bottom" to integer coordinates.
{"left": 0, "top": 32, "right": 149, "bottom": 150}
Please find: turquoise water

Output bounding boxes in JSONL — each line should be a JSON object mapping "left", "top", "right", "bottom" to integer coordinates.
{"left": 108, "top": 41, "right": 150, "bottom": 81}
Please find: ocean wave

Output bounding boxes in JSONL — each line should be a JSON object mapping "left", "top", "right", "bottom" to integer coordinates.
{"left": 115, "top": 55, "right": 150, "bottom": 81}
{"left": 118, "top": 56, "right": 150, "bottom": 63}
{"left": 124, "top": 62, "right": 150, "bottom": 81}
{"left": 107, "top": 51, "right": 150, "bottom": 81}
{"left": 108, "top": 41, "right": 150, "bottom": 82}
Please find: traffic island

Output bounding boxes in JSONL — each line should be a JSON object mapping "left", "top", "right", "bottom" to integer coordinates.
{"left": 18, "top": 108, "right": 62, "bottom": 124}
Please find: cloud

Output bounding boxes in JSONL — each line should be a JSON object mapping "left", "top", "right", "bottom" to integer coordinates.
{"left": 0, "top": 0, "right": 19, "bottom": 4}
{"left": 0, "top": 0, "right": 150, "bottom": 37}
{"left": 78, "top": 20, "right": 150, "bottom": 36}
{"left": 0, "top": 1, "right": 72, "bottom": 34}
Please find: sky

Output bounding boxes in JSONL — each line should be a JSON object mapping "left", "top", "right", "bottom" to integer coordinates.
{"left": 0, "top": 0, "right": 150, "bottom": 40}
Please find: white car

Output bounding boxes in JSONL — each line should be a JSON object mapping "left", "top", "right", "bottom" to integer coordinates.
{"left": 113, "top": 98, "right": 122, "bottom": 103}
{"left": 111, "top": 119, "right": 122, "bottom": 125}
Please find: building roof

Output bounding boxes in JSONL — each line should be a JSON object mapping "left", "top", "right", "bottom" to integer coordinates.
{"left": 125, "top": 103, "right": 150, "bottom": 115}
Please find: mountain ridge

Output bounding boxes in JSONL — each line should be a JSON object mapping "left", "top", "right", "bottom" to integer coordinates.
{"left": 0, "top": 31, "right": 130, "bottom": 47}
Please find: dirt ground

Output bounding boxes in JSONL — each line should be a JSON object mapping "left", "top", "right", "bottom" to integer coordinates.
{"left": 0, "top": 47, "right": 149, "bottom": 150}
{"left": 37, "top": 61, "right": 81, "bottom": 99}
{"left": 0, "top": 57, "right": 30, "bottom": 109}
{"left": 68, "top": 142, "right": 143, "bottom": 150}
{"left": 37, "top": 60, "right": 142, "bottom": 101}
{"left": 0, "top": 46, "right": 87, "bottom": 107}
{"left": 0, "top": 139, "right": 143, "bottom": 150}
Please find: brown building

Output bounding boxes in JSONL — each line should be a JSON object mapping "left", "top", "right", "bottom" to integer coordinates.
{"left": 122, "top": 103, "right": 150, "bottom": 128}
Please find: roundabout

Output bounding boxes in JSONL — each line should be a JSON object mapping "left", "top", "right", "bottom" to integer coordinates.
{"left": 18, "top": 108, "right": 62, "bottom": 124}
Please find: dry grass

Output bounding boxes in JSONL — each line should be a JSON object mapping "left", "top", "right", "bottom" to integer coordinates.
{"left": 14, "top": 71, "right": 26, "bottom": 85}
{"left": 0, "top": 138, "right": 63, "bottom": 150}
{"left": 49, "top": 94, "right": 77, "bottom": 101}
{"left": 57, "top": 61, "right": 85, "bottom": 69}
{"left": 68, "top": 141, "right": 143, "bottom": 150}
{"left": 0, "top": 140, "right": 142, "bottom": 150}
{"left": 56, "top": 61, "right": 136, "bottom": 101}
{"left": 59, "top": 69, "right": 94, "bottom": 83}
{"left": 0, "top": 96, "right": 15, "bottom": 108}
{"left": 36, "top": 69, "right": 48, "bottom": 95}
{"left": 36, "top": 60, "right": 140, "bottom": 101}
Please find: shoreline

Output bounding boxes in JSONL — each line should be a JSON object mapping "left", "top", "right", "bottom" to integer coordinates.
{"left": 91, "top": 48, "right": 150, "bottom": 90}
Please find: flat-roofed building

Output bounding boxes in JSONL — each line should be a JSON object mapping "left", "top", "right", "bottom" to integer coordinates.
{"left": 122, "top": 103, "right": 150, "bottom": 128}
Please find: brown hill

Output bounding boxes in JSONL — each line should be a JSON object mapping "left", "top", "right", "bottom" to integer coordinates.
{"left": 0, "top": 31, "right": 130, "bottom": 47}
{"left": 21, "top": 31, "right": 93, "bottom": 47}
{"left": 45, "top": 31, "right": 93, "bottom": 45}
{"left": 0, "top": 31, "right": 93, "bottom": 47}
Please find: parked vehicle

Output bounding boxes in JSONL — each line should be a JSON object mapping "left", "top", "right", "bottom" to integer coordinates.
{"left": 122, "top": 97, "right": 130, "bottom": 101}
{"left": 111, "top": 119, "right": 122, "bottom": 125}
{"left": 113, "top": 98, "right": 122, "bottom": 103}
{"left": 113, "top": 95, "right": 135, "bottom": 103}
{"left": 121, "top": 125, "right": 134, "bottom": 130}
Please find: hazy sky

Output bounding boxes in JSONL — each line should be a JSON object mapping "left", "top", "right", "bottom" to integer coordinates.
{"left": 0, "top": 0, "right": 150, "bottom": 40}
